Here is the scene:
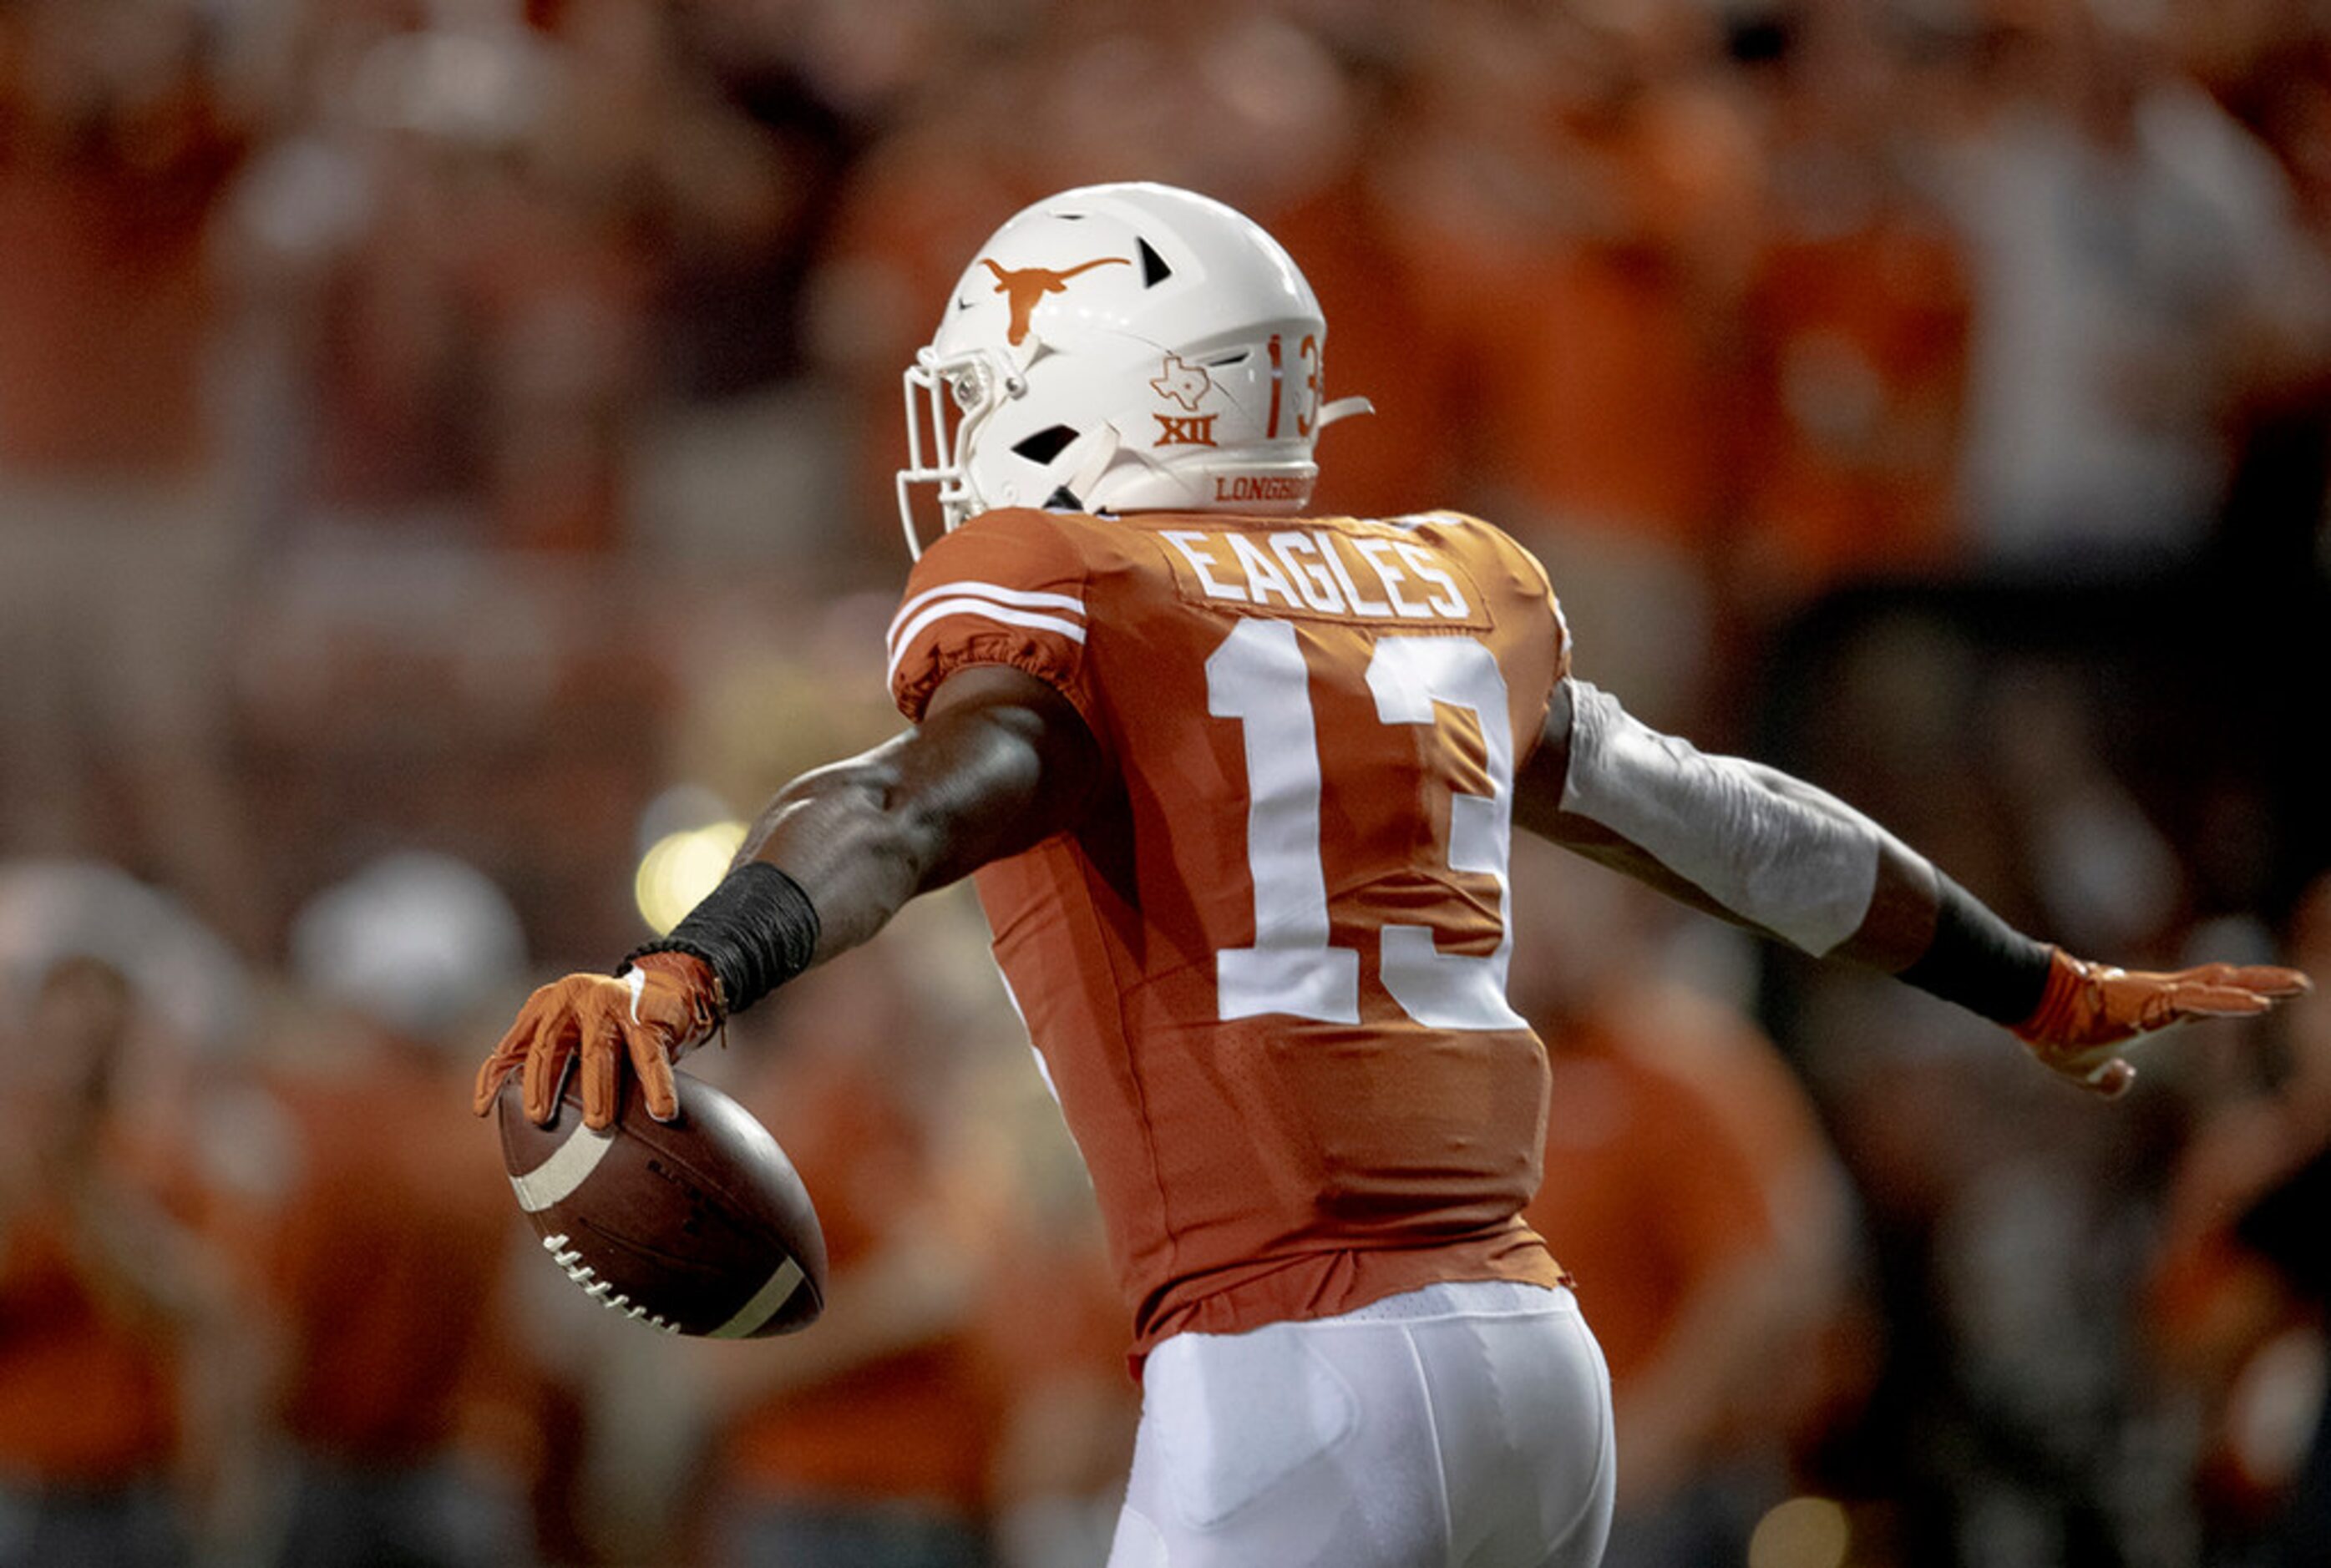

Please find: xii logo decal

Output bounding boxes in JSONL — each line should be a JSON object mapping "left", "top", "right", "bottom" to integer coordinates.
{"left": 1153, "top": 413, "right": 1219, "bottom": 448}
{"left": 1151, "top": 353, "right": 1217, "bottom": 447}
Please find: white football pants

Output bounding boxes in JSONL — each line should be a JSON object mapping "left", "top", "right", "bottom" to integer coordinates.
{"left": 1108, "top": 1281, "right": 1615, "bottom": 1568}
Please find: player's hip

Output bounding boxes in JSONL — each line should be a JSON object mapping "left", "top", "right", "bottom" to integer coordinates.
{"left": 1112, "top": 1281, "right": 1615, "bottom": 1568}
{"left": 1127, "top": 1220, "right": 1568, "bottom": 1360}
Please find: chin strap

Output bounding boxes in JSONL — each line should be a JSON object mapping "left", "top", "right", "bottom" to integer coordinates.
{"left": 1318, "top": 396, "right": 1376, "bottom": 428}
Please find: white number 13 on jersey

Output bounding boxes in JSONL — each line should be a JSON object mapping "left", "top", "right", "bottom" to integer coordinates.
{"left": 1206, "top": 619, "right": 1525, "bottom": 1031}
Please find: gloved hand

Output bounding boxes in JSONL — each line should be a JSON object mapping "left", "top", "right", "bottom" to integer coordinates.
{"left": 2013, "top": 948, "right": 2312, "bottom": 1098}
{"left": 472, "top": 952, "right": 722, "bottom": 1129}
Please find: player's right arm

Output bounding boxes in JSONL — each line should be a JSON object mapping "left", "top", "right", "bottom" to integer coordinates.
{"left": 1513, "top": 677, "right": 2311, "bottom": 1095}
{"left": 732, "top": 664, "right": 1107, "bottom": 960}
{"left": 473, "top": 664, "right": 1105, "bottom": 1130}
{"left": 478, "top": 508, "right": 1114, "bottom": 1131}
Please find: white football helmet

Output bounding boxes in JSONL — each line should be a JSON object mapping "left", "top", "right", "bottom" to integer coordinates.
{"left": 897, "top": 181, "right": 1371, "bottom": 557}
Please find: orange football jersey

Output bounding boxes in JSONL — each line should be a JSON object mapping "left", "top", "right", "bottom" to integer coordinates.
{"left": 889, "top": 506, "right": 1573, "bottom": 1362}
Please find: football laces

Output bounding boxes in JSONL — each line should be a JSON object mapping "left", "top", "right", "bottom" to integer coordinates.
{"left": 542, "top": 1232, "right": 680, "bottom": 1334}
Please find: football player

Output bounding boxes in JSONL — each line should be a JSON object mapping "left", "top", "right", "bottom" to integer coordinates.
{"left": 475, "top": 183, "right": 2310, "bottom": 1568}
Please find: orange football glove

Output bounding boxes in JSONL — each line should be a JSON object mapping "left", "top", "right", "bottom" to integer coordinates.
{"left": 2012, "top": 948, "right": 2311, "bottom": 1098}
{"left": 472, "top": 952, "right": 722, "bottom": 1129}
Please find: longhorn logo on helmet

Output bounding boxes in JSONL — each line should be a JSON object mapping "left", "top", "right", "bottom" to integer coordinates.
{"left": 981, "top": 256, "right": 1130, "bottom": 346}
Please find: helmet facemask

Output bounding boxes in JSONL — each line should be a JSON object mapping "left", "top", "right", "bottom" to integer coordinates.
{"left": 898, "top": 346, "right": 1016, "bottom": 560}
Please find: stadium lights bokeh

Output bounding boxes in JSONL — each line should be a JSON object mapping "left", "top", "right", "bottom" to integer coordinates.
{"left": 634, "top": 820, "right": 748, "bottom": 935}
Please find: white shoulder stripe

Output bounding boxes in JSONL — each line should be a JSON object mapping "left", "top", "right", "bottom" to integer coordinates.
{"left": 884, "top": 599, "right": 1089, "bottom": 689}
{"left": 707, "top": 1256, "right": 806, "bottom": 1338}
{"left": 509, "top": 1122, "right": 618, "bottom": 1213}
{"left": 888, "top": 580, "right": 1085, "bottom": 653}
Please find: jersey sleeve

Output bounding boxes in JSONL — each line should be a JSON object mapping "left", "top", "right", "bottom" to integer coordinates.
{"left": 1481, "top": 517, "right": 1572, "bottom": 683}
{"left": 885, "top": 508, "right": 1103, "bottom": 732}
{"left": 1421, "top": 510, "right": 1571, "bottom": 774}
{"left": 1420, "top": 508, "right": 1571, "bottom": 682}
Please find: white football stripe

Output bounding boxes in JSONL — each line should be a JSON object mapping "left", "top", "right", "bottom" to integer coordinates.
{"left": 706, "top": 1256, "right": 806, "bottom": 1339}
{"left": 509, "top": 1122, "right": 618, "bottom": 1213}
{"left": 884, "top": 600, "right": 1087, "bottom": 689}
{"left": 887, "top": 580, "right": 1086, "bottom": 654}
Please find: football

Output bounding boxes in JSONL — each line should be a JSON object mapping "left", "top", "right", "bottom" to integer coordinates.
{"left": 495, "top": 1068, "right": 826, "bottom": 1338}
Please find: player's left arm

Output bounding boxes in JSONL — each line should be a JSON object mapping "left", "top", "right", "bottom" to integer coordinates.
{"left": 474, "top": 665, "right": 1106, "bottom": 1128}
{"left": 1513, "top": 678, "right": 2312, "bottom": 1096}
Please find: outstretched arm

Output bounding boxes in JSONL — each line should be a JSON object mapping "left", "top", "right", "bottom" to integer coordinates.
{"left": 474, "top": 666, "right": 1106, "bottom": 1127}
{"left": 737, "top": 665, "right": 1107, "bottom": 961}
{"left": 1513, "top": 678, "right": 2310, "bottom": 1095}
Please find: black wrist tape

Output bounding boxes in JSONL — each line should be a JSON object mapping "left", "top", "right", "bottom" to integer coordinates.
{"left": 1896, "top": 875, "right": 2052, "bottom": 1024}
{"left": 625, "top": 862, "right": 821, "bottom": 1016}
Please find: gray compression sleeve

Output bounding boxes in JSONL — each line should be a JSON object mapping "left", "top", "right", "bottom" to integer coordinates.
{"left": 1558, "top": 680, "right": 1884, "bottom": 956}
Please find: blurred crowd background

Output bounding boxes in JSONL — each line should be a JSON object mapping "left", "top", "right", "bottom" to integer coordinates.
{"left": 6, "top": 0, "right": 2331, "bottom": 1565}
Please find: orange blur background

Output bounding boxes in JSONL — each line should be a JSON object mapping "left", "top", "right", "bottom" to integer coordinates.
{"left": 6, "top": 2, "right": 2331, "bottom": 1565}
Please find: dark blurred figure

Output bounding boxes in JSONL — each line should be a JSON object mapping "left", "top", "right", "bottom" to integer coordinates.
{"left": 1731, "top": 0, "right": 1975, "bottom": 615}
{"left": 2149, "top": 878, "right": 2331, "bottom": 1567}
{"left": 976, "top": 1162, "right": 1140, "bottom": 1568}
{"left": 260, "top": 852, "right": 542, "bottom": 1567}
{"left": 698, "top": 941, "right": 1011, "bottom": 1568}
{"left": 1933, "top": 0, "right": 2327, "bottom": 574}
{"left": 1761, "top": 619, "right": 2207, "bottom": 1568}
{"left": 2161, "top": 3, "right": 2331, "bottom": 913}
{"left": 0, "top": 1, "right": 261, "bottom": 949}
{"left": 0, "top": 957, "right": 229, "bottom": 1568}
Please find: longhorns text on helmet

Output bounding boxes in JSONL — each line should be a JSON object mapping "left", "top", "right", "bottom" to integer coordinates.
{"left": 896, "top": 183, "right": 1371, "bottom": 559}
